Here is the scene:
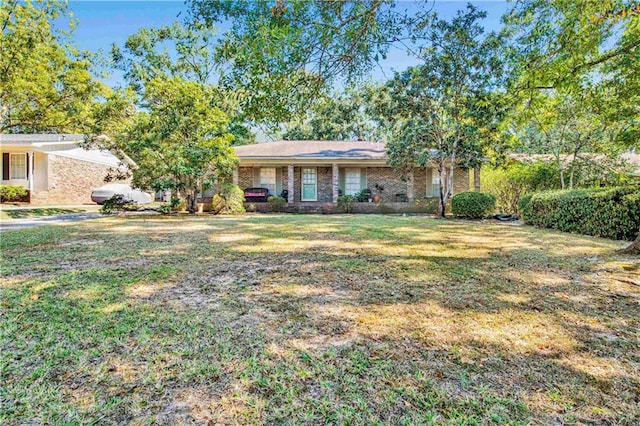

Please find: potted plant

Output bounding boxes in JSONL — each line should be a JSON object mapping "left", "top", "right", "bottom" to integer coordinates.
{"left": 373, "top": 184, "right": 384, "bottom": 203}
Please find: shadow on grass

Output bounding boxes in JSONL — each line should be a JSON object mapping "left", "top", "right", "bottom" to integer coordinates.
{"left": 1, "top": 215, "right": 638, "bottom": 424}
{"left": 2, "top": 207, "right": 85, "bottom": 219}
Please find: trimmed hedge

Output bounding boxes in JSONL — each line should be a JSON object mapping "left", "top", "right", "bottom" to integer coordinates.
{"left": 267, "top": 195, "right": 286, "bottom": 212}
{"left": 0, "top": 185, "right": 28, "bottom": 202}
{"left": 452, "top": 191, "right": 496, "bottom": 219}
{"left": 519, "top": 186, "right": 640, "bottom": 241}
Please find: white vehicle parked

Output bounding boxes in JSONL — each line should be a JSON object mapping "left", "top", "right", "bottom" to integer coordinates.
{"left": 91, "top": 184, "right": 153, "bottom": 205}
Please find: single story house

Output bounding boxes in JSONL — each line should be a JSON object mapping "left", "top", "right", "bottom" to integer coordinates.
{"left": 1, "top": 134, "right": 131, "bottom": 205}
{"left": 232, "top": 140, "right": 480, "bottom": 211}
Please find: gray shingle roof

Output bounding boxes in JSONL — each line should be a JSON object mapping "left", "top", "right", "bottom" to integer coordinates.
{"left": 233, "top": 140, "right": 387, "bottom": 160}
{"left": 0, "top": 134, "right": 84, "bottom": 144}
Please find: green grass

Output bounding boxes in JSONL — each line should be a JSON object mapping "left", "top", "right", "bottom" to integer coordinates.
{"left": 1, "top": 215, "right": 638, "bottom": 424}
{"left": 0, "top": 207, "right": 86, "bottom": 220}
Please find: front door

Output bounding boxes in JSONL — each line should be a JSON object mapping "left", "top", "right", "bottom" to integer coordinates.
{"left": 301, "top": 168, "right": 317, "bottom": 201}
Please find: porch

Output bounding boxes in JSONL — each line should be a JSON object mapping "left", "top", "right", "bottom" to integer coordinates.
{"left": 233, "top": 164, "right": 478, "bottom": 205}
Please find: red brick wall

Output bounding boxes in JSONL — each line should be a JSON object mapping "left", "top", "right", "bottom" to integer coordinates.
{"left": 453, "top": 168, "right": 470, "bottom": 194}
{"left": 30, "top": 155, "right": 127, "bottom": 205}
{"left": 366, "top": 167, "right": 409, "bottom": 201}
{"left": 238, "top": 167, "right": 253, "bottom": 189}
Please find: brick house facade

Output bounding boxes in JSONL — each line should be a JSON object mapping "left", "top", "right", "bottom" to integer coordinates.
{"left": 233, "top": 141, "right": 479, "bottom": 212}
{"left": 1, "top": 134, "right": 131, "bottom": 205}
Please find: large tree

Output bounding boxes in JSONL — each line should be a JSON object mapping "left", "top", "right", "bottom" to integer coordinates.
{"left": 111, "top": 21, "right": 255, "bottom": 145}
{"left": 186, "top": 0, "right": 408, "bottom": 124}
{"left": 370, "top": 5, "right": 506, "bottom": 216}
{"left": 95, "top": 78, "right": 236, "bottom": 214}
{"left": 282, "top": 88, "right": 381, "bottom": 141}
{"left": 0, "top": 0, "right": 106, "bottom": 133}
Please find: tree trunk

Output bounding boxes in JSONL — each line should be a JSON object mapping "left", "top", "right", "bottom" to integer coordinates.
{"left": 569, "top": 168, "right": 574, "bottom": 190}
{"left": 187, "top": 188, "right": 198, "bottom": 214}
{"left": 438, "top": 161, "right": 447, "bottom": 218}
{"left": 623, "top": 230, "right": 640, "bottom": 253}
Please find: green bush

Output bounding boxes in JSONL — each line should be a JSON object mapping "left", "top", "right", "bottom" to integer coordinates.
{"left": 100, "top": 194, "right": 130, "bottom": 214}
{"left": 337, "top": 195, "right": 356, "bottom": 213}
{"left": 0, "top": 185, "right": 28, "bottom": 202}
{"left": 518, "top": 193, "right": 534, "bottom": 220}
{"left": 520, "top": 186, "right": 640, "bottom": 240}
{"left": 451, "top": 191, "right": 496, "bottom": 219}
{"left": 212, "top": 183, "right": 245, "bottom": 215}
{"left": 267, "top": 195, "right": 286, "bottom": 212}
{"left": 481, "top": 161, "right": 560, "bottom": 214}
{"left": 170, "top": 197, "right": 186, "bottom": 212}
{"left": 158, "top": 203, "right": 172, "bottom": 215}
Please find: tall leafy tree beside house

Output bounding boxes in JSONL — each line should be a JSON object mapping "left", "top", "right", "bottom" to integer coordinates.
{"left": 282, "top": 88, "right": 382, "bottom": 141}
{"left": 111, "top": 21, "right": 256, "bottom": 145}
{"left": 0, "top": 0, "right": 107, "bottom": 133}
{"left": 103, "top": 78, "right": 236, "bottom": 214}
{"left": 185, "top": 0, "right": 406, "bottom": 125}
{"left": 370, "top": 5, "right": 506, "bottom": 217}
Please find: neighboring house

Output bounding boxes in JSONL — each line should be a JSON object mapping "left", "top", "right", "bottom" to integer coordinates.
{"left": 510, "top": 152, "right": 640, "bottom": 176}
{"left": 232, "top": 140, "right": 478, "bottom": 210}
{"left": 0, "top": 134, "right": 131, "bottom": 205}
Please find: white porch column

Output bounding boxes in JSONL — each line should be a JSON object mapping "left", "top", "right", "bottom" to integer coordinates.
{"left": 287, "top": 164, "right": 294, "bottom": 204}
{"left": 232, "top": 166, "right": 239, "bottom": 186}
{"left": 474, "top": 165, "right": 481, "bottom": 192}
{"left": 406, "top": 169, "right": 414, "bottom": 202}
{"left": 332, "top": 163, "right": 339, "bottom": 202}
{"left": 28, "top": 151, "right": 34, "bottom": 191}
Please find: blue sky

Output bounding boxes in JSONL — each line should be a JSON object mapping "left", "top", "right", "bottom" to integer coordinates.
{"left": 67, "top": 1, "right": 511, "bottom": 88}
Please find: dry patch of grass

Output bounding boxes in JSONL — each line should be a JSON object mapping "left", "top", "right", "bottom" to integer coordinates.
{"left": 1, "top": 215, "right": 638, "bottom": 425}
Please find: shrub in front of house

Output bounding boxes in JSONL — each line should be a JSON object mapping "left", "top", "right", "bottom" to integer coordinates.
{"left": 100, "top": 194, "right": 130, "bottom": 214}
{"left": 212, "top": 183, "right": 245, "bottom": 215}
{"left": 267, "top": 195, "right": 286, "bottom": 212}
{"left": 517, "top": 193, "right": 534, "bottom": 220}
{"left": 452, "top": 191, "right": 496, "bottom": 219}
{"left": 519, "top": 186, "right": 640, "bottom": 241}
{"left": 337, "top": 195, "right": 356, "bottom": 213}
{"left": 0, "top": 185, "right": 28, "bottom": 202}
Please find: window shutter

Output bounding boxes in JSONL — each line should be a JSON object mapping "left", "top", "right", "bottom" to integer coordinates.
{"left": 26, "top": 154, "right": 30, "bottom": 180}
{"left": 360, "top": 168, "right": 367, "bottom": 190}
{"left": 426, "top": 168, "right": 433, "bottom": 196}
{"left": 276, "top": 167, "right": 282, "bottom": 195}
{"left": 339, "top": 168, "right": 345, "bottom": 193}
{"left": 2, "top": 153, "right": 9, "bottom": 180}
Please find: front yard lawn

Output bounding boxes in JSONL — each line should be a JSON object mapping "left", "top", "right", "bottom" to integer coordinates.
{"left": 1, "top": 215, "right": 638, "bottom": 424}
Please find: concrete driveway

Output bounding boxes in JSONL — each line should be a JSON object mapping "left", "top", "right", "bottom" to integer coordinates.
{"left": 0, "top": 205, "right": 104, "bottom": 231}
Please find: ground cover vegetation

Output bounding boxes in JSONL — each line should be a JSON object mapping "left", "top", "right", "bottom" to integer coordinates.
{"left": 2, "top": 215, "right": 639, "bottom": 424}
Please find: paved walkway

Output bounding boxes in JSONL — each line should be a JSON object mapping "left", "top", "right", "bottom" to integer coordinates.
{"left": 0, "top": 211, "right": 104, "bottom": 231}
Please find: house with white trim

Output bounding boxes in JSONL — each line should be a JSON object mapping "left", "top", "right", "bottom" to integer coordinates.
{"left": 0, "top": 134, "right": 131, "bottom": 205}
{"left": 232, "top": 140, "right": 480, "bottom": 212}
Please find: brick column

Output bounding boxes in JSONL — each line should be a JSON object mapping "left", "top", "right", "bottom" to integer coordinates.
{"left": 332, "top": 163, "right": 339, "bottom": 202}
{"left": 232, "top": 166, "right": 239, "bottom": 186}
{"left": 288, "top": 164, "right": 294, "bottom": 204}
{"left": 474, "top": 165, "right": 481, "bottom": 192}
{"left": 406, "top": 169, "right": 414, "bottom": 202}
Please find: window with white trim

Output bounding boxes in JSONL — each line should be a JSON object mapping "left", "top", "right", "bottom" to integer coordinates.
{"left": 344, "top": 168, "right": 361, "bottom": 195}
{"left": 301, "top": 168, "right": 317, "bottom": 201}
{"left": 431, "top": 175, "right": 441, "bottom": 197}
{"left": 10, "top": 153, "right": 27, "bottom": 179}
{"left": 259, "top": 167, "right": 276, "bottom": 195}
